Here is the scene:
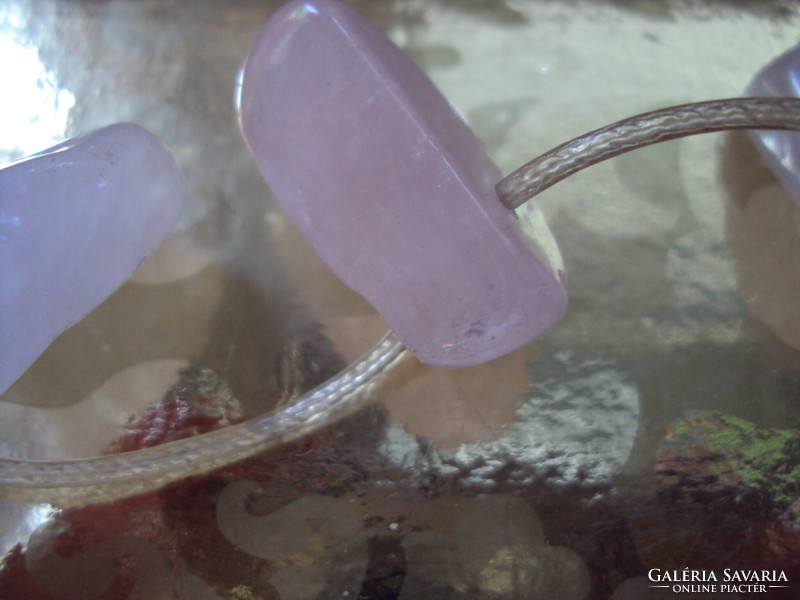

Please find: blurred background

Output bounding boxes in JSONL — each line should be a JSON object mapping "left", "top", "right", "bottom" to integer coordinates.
{"left": 0, "top": 1, "right": 799, "bottom": 598}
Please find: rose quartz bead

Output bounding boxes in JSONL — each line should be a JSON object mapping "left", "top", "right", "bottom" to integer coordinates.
{"left": 239, "top": 0, "right": 566, "bottom": 367}
{"left": 747, "top": 43, "right": 800, "bottom": 204}
{"left": 0, "top": 124, "right": 184, "bottom": 394}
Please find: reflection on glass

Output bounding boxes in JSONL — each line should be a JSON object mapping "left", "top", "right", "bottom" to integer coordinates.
{"left": 0, "top": 3, "right": 74, "bottom": 163}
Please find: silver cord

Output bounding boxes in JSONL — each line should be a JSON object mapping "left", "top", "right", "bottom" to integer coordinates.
{"left": 4, "top": 97, "right": 800, "bottom": 506}
{"left": 0, "top": 332, "right": 405, "bottom": 506}
{"left": 496, "top": 97, "right": 800, "bottom": 210}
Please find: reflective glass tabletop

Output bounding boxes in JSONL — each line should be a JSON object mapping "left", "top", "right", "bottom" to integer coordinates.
{"left": 0, "top": 0, "right": 799, "bottom": 598}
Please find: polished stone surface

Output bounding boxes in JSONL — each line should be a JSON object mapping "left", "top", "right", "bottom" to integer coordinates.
{"left": 0, "top": 124, "right": 184, "bottom": 395}
{"left": 747, "top": 43, "right": 800, "bottom": 205}
{"left": 238, "top": 0, "right": 566, "bottom": 368}
{"left": 1, "top": 0, "right": 800, "bottom": 598}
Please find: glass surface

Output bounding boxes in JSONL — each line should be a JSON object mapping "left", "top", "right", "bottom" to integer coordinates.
{"left": 1, "top": 0, "right": 799, "bottom": 598}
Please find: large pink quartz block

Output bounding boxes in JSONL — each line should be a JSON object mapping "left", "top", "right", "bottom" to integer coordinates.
{"left": 0, "top": 124, "right": 185, "bottom": 394}
{"left": 239, "top": 0, "right": 566, "bottom": 367}
{"left": 747, "top": 43, "right": 800, "bottom": 206}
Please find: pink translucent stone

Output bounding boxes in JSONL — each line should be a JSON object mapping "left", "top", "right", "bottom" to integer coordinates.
{"left": 0, "top": 124, "right": 185, "bottom": 394}
{"left": 239, "top": 0, "right": 566, "bottom": 367}
{"left": 747, "top": 43, "right": 800, "bottom": 205}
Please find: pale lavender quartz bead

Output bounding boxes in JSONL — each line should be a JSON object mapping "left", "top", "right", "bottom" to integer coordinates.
{"left": 747, "top": 43, "right": 800, "bottom": 204}
{"left": 238, "top": 0, "right": 567, "bottom": 367}
{"left": 0, "top": 124, "right": 185, "bottom": 394}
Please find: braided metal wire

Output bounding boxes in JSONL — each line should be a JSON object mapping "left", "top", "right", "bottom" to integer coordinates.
{"left": 4, "top": 97, "right": 800, "bottom": 506}
{"left": 0, "top": 333, "right": 405, "bottom": 506}
{"left": 497, "top": 97, "right": 800, "bottom": 210}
